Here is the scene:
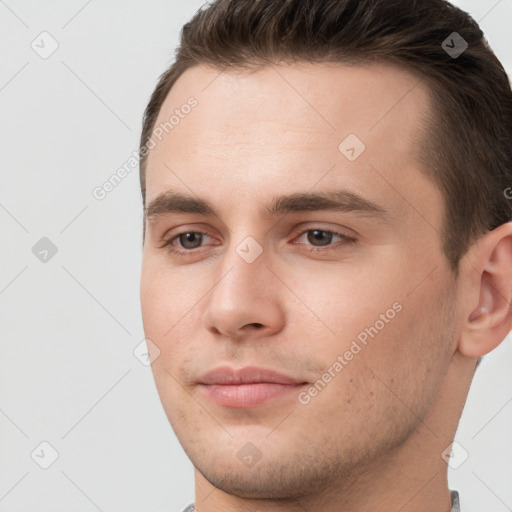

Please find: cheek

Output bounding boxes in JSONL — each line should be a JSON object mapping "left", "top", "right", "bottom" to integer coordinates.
{"left": 140, "top": 263, "right": 167, "bottom": 337}
{"left": 289, "top": 264, "right": 435, "bottom": 403}
{"left": 286, "top": 264, "right": 402, "bottom": 349}
{"left": 140, "top": 257, "right": 192, "bottom": 336}
{"left": 335, "top": 272, "right": 456, "bottom": 420}
{"left": 140, "top": 259, "right": 204, "bottom": 374}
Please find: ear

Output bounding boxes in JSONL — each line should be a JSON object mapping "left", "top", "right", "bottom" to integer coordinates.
{"left": 458, "top": 221, "right": 512, "bottom": 358}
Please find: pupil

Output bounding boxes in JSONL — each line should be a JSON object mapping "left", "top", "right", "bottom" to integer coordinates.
{"left": 180, "top": 232, "right": 202, "bottom": 249}
{"left": 308, "top": 230, "right": 332, "bottom": 246}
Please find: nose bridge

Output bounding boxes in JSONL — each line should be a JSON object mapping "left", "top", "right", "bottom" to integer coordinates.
{"left": 213, "top": 233, "right": 268, "bottom": 305}
{"left": 203, "top": 230, "right": 283, "bottom": 337}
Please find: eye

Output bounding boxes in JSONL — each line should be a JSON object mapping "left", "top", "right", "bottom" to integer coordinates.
{"left": 177, "top": 232, "right": 206, "bottom": 249}
{"left": 306, "top": 229, "right": 335, "bottom": 246}
{"left": 294, "top": 229, "right": 356, "bottom": 250}
{"left": 160, "top": 230, "right": 214, "bottom": 254}
{"left": 159, "top": 227, "right": 356, "bottom": 257}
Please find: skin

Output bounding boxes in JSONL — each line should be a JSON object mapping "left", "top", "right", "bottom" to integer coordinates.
{"left": 140, "top": 61, "right": 512, "bottom": 512}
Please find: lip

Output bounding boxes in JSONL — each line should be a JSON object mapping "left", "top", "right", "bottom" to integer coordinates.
{"left": 199, "top": 365, "right": 305, "bottom": 385}
{"left": 198, "top": 366, "right": 308, "bottom": 408}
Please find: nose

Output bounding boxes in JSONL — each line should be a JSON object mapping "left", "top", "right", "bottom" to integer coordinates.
{"left": 203, "top": 240, "right": 285, "bottom": 341}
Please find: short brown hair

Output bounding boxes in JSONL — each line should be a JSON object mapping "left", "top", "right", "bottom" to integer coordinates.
{"left": 139, "top": 0, "right": 512, "bottom": 276}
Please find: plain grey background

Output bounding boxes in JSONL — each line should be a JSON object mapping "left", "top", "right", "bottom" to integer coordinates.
{"left": 1, "top": 1, "right": 511, "bottom": 511}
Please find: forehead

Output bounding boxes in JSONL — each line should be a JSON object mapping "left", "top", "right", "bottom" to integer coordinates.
{"left": 145, "top": 61, "right": 440, "bottom": 230}
{"left": 152, "top": 60, "right": 430, "bottom": 142}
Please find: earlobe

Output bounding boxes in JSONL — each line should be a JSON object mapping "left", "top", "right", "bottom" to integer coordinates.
{"left": 458, "top": 222, "right": 512, "bottom": 358}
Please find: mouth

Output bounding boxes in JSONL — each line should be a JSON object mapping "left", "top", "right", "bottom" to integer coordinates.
{"left": 197, "top": 365, "right": 308, "bottom": 408}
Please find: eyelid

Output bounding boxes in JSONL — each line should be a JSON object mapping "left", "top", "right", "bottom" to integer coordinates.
{"left": 293, "top": 230, "right": 353, "bottom": 241}
{"left": 290, "top": 221, "right": 359, "bottom": 239}
{"left": 287, "top": 221, "right": 357, "bottom": 244}
{"left": 291, "top": 228, "right": 357, "bottom": 250}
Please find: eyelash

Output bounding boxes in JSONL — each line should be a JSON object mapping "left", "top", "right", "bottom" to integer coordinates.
{"left": 159, "top": 228, "right": 357, "bottom": 256}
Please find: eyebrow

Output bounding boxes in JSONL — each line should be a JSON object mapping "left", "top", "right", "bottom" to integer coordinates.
{"left": 145, "top": 188, "right": 390, "bottom": 222}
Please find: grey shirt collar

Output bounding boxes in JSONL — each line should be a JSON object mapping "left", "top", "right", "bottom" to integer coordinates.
{"left": 451, "top": 490, "right": 461, "bottom": 511}
{"left": 183, "top": 490, "right": 461, "bottom": 511}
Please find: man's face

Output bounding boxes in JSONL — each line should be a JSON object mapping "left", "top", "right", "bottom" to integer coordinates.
{"left": 140, "top": 62, "right": 459, "bottom": 499}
